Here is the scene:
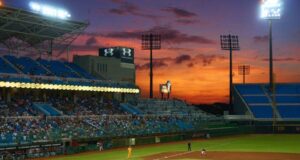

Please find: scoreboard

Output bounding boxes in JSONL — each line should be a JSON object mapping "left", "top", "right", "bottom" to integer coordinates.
{"left": 99, "top": 47, "right": 134, "bottom": 64}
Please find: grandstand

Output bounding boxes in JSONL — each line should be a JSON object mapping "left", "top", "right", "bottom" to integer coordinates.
{"left": 233, "top": 83, "right": 300, "bottom": 120}
{"left": 122, "top": 99, "right": 216, "bottom": 118}
{"left": 0, "top": 4, "right": 225, "bottom": 159}
{"left": 1, "top": 1, "right": 298, "bottom": 160}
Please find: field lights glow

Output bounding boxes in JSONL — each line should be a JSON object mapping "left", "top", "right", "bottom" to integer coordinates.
{"left": 0, "top": 81, "right": 139, "bottom": 93}
{"left": 261, "top": 0, "right": 282, "bottom": 19}
{"left": 29, "top": 2, "right": 71, "bottom": 19}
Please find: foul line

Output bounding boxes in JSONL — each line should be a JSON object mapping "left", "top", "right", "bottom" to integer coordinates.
{"left": 153, "top": 151, "right": 195, "bottom": 160}
{"left": 152, "top": 138, "right": 241, "bottom": 160}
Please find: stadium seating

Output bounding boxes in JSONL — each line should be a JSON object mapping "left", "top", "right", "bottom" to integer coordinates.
{"left": 64, "top": 62, "right": 96, "bottom": 79}
{"left": 243, "top": 96, "right": 270, "bottom": 104}
{"left": 234, "top": 83, "right": 300, "bottom": 119}
{"left": 32, "top": 103, "right": 62, "bottom": 116}
{"left": 235, "top": 84, "right": 265, "bottom": 95}
{"left": 248, "top": 105, "right": 274, "bottom": 118}
{"left": 3, "top": 55, "right": 49, "bottom": 75}
{"left": 0, "top": 55, "right": 137, "bottom": 90}
{"left": 277, "top": 105, "right": 300, "bottom": 118}
{"left": 0, "top": 95, "right": 222, "bottom": 146}
{"left": 0, "top": 57, "right": 18, "bottom": 74}
{"left": 38, "top": 59, "right": 80, "bottom": 78}
{"left": 120, "top": 103, "right": 143, "bottom": 115}
{"left": 128, "top": 99, "right": 210, "bottom": 117}
{"left": 275, "top": 96, "right": 300, "bottom": 103}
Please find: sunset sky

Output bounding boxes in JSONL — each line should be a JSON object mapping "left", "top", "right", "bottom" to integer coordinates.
{"left": 5, "top": 0, "right": 300, "bottom": 104}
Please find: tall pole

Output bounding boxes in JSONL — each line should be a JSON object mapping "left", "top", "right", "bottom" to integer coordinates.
{"left": 67, "top": 46, "right": 70, "bottom": 62}
{"left": 142, "top": 33, "right": 161, "bottom": 99}
{"left": 220, "top": 34, "right": 239, "bottom": 109}
{"left": 149, "top": 34, "right": 153, "bottom": 98}
{"left": 243, "top": 67, "right": 245, "bottom": 84}
{"left": 269, "top": 20, "right": 273, "bottom": 91}
{"left": 272, "top": 73, "right": 276, "bottom": 133}
{"left": 229, "top": 35, "right": 233, "bottom": 107}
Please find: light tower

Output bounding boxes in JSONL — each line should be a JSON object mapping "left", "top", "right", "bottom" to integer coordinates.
{"left": 260, "top": 0, "right": 282, "bottom": 91}
{"left": 220, "top": 35, "right": 240, "bottom": 107}
{"left": 238, "top": 65, "right": 250, "bottom": 84}
{"left": 142, "top": 33, "right": 161, "bottom": 98}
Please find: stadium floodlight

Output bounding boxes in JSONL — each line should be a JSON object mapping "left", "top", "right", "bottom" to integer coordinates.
{"left": 261, "top": 0, "right": 282, "bottom": 19}
{"left": 238, "top": 65, "right": 250, "bottom": 84}
{"left": 260, "top": 0, "right": 282, "bottom": 91}
{"left": 220, "top": 34, "right": 240, "bottom": 107}
{"left": 141, "top": 33, "right": 161, "bottom": 99}
{"left": 29, "top": 2, "right": 71, "bottom": 19}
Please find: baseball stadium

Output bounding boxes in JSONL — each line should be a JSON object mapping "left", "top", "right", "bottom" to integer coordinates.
{"left": 0, "top": 0, "right": 300, "bottom": 160}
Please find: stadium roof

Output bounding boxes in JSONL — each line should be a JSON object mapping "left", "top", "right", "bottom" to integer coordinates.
{"left": 0, "top": 6, "right": 88, "bottom": 55}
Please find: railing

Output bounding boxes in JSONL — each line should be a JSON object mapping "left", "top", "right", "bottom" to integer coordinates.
{"left": 0, "top": 113, "right": 223, "bottom": 120}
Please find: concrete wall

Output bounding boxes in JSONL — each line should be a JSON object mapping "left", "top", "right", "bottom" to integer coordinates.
{"left": 73, "top": 55, "right": 135, "bottom": 83}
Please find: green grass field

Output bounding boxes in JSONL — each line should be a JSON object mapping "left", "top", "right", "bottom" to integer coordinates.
{"left": 50, "top": 134, "right": 300, "bottom": 160}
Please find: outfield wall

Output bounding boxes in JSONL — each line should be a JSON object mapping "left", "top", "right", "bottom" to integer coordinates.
{"left": 64, "top": 125, "right": 254, "bottom": 155}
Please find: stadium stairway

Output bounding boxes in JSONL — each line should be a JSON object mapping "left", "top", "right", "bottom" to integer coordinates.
{"left": 32, "top": 103, "right": 62, "bottom": 116}
{"left": 120, "top": 103, "right": 143, "bottom": 115}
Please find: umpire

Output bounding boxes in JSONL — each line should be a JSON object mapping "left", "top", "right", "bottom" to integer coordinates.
{"left": 187, "top": 142, "right": 191, "bottom": 151}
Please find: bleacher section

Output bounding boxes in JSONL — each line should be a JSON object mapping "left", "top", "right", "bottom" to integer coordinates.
{"left": 126, "top": 99, "right": 218, "bottom": 120}
{"left": 3, "top": 55, "right": 49, "bottom": 75}
{"left": 234, "top": 84, "right": 300, "bottom": 119}
{"left": 64, "top": 62, "right": 95, "bottom": 79}
{"left": 0, "top": 57, "right": 18, "bottom": 74}
{"left": 0, "top": 55, "right": 138, "bottom": 90}
{"left": 38, "top": 59, "right": 80, "bottom": 78}
{"left": 32, "top": 103, "right": 62, "bottom": 116}
{"left": 120, "top": 103, "right": 142, "bottom": 115}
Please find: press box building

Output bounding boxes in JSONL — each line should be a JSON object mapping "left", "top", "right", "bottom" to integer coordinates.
{"left": 73, "top": 47, "right": 136, "bottom": 83}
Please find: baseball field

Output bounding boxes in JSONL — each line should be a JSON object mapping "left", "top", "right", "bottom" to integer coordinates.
{"left": 38, "top": 134, "right": 300, "bottom": 160}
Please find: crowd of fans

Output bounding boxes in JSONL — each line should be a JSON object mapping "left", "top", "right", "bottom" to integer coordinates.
{"left": 0, "top": 114, "right": 204, "bottom": 145}
{"left": 50, "top": 97, "right": 124, "bottom": 116}
{"left": 0, "top": 95, "right": 220, "bottom": 146}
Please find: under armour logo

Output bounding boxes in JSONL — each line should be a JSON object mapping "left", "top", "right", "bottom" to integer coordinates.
{"left": 104, "top": 48, "right": 114, "bottom": 56}
{"left": 122, "top": 48, "right": 132, "bottom": 57}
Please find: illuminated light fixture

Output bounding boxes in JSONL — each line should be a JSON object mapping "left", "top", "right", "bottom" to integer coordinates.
{"left": 29, "top": 1, "right": 71, "bottom": 19}
{"left": 0, "top": 81, "right": 139, "bottom": 93}
{"left": 261, "top": 0, "right": 282, "bottom": 19}
{"left": 260, "top": 0, "right": 282, "bottom": 91}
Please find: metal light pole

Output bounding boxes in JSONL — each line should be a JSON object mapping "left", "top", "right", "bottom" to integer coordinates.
{"left": 238, "top": 65, "right": 250, "bottom": 84}
{"left": 261, "top": 0, "right": 282, "bottom": 91}
{"left": 142, "top": 33, "right": 161, "bottom": 98}
{"left": 269, "top": 19, "right": 274, "bottom": 90}
{"left": 220, "top": 35, "right": 240, "bottom": 107}
{"left": 261, "top": 0, "right": 282, "bottom": 132}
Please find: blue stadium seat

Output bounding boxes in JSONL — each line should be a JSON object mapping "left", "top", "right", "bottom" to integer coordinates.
{"left": 38, "top": 59, "right": 80, "bottom": 78}
{"left": 248, "top": 105, "right": 273, "bottom": 118}
{"left": 4, "top": 55, "right": 49, "bottom": 75}
{"left": 265, "top": 84, "right": 300, "bottom": 94}
{"left": 243, "top": 96, "right": 270, "bottom": 104}
{"left": 0, "top": 57, "right": 18, "bottom": 74}
{"left": 235, "top": 85, "right": 264, "bottom": 95}
{"left": 275, "top": 96, "right": 300, "bottom": 103}
{"left": 277, "top": 106, "right": 300, "bottom": 118}
{"left": 64, "top": 62, "right": 96, "bottom": 79}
